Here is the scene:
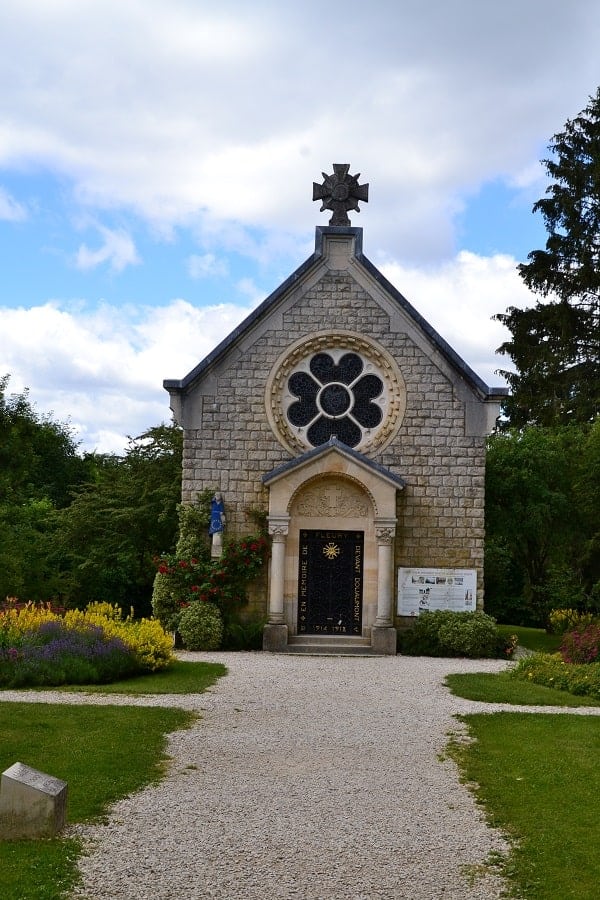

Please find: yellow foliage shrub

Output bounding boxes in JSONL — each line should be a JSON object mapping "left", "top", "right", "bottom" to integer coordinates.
{"left": 63, "top": 602, "right": 173, "bottom": 671}
{"left": 548, "top": 608, "right": 598, "bottom": 634}
{"left": 1, "top": 601, "right": 173, "bottom": 673}
{"left": 118, "top": 618, "right": 174, "bottom": 672}
{"left": 0, "top": 602, "right": 61, "bottom": 642}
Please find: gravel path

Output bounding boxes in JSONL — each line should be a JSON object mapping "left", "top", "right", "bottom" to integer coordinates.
{"left": 5, "top": 653, "right": 600, "bottom": 899}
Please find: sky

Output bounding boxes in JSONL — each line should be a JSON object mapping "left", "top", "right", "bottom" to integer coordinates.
{"left": 1, "top": 0, "right": 600, "bottom": 454}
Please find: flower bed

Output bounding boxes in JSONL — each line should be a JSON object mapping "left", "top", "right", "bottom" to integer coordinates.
{"left": 0, "top": 601, "right": 173, "bottom": 688}
{"left": 511, "top": 652, "right": 600, "bottom": 700}
{"left": 511, "top": 620, "right": 600, "bottom": 700}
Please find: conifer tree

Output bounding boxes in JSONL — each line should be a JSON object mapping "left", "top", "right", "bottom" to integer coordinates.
{"left": 496, "top": 88, "right": 600, "bottom": 426}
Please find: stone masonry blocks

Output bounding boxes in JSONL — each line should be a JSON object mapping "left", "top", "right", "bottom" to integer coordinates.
{"left": 178, "top": 265, "right": 490, "bottom": 614}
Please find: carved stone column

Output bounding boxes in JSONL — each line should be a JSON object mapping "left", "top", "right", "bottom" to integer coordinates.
{"left": 372, "top": 518, "right": 397, "bottom": 655}
{"left": 263, "top": 515, "right": 290, "bottom": 652}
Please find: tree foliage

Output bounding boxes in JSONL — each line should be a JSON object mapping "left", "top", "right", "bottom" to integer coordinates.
{"left": 485, "top": 424, "right": 600, "bottom": 625}
{"left": 0, "top": 375, "right": 92, "bottom": 600}
{"left": 53, "top": 425, "right": 182, "bottom": 615}
{"left": 0, "top": 374, "right": 89, "bottom": 506}
{"left": 495, "top": 87, "right": 600, "bottom": 427}
{"left": 0, "top": 373, "right": 182, "bottom": 614}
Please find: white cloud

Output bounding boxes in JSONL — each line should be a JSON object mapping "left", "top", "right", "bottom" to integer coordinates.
{"left": 75, "top": 225, "right": 140, "bottom": 272}
{"left": 379, "top": 251, "right": 535, "bottom": 386}
{"left": 187, "top": 253, "right": 228, "bottom": 279}
{"left": 0, "top": 186, "right": 26, "bottom": 221}
{"left": 0, "top": 297, "right": 255, "bottom": 453}
{"left": 0, "top": 250, "right": 535, "bottom": 453}
{"left": 0, "top": 1, "right": 598, "bottom": 263}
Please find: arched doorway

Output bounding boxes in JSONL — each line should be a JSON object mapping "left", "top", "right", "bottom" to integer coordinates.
{"left": 262, "top": 438, "right": 403, "bottom": 654}
{"left": 290, "top": 475, "right": 373, "bottom": 637}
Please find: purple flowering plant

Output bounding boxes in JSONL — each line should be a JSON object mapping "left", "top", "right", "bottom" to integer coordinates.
{"left": 0, "top": 619, "right": 138, "bottom": 688}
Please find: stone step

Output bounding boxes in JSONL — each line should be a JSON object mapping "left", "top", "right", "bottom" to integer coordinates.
{"left": 289, "top": 634, "right": 371, "bottom": 645}
{"left": 284, "top": 634, "right": 381, "bottom": 656}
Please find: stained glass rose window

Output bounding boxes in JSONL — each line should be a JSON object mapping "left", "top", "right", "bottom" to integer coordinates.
{"left": 265, "top": 332, "right": 406, "bottom": 454}
{"left": 287, "top": 352, "right": 383, "bottom": 448}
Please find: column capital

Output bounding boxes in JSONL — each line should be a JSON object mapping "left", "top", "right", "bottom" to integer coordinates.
{"left": 268, "top": 515, "right": 290, "bottom": 539}
{"left": 374, "top": 517, "right": 396, "bottom": 545}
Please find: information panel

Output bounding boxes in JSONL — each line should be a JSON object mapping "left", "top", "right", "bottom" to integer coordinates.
{"left": 397, "top": 567, "right": 477, "bottom": 616}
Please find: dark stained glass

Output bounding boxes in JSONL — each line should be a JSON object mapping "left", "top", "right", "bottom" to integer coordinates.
{"left": 286, "top": 353, "right": 384, "bottom": 448}
{"left": 310, "top": 352, "right": 363, "bottom": 385}
{"left": 351, "top": 374, "right": 384, "bottom": 428}
{"left": 288, "top": 372, "right": 319, "bottom": 426}
{"left": 289, "top": 371, "right": 319, "bottom": 400}
{"left": 307, "top": 415, "right": 361, "bottom": 448}
{"left": 319, "top": 383, "right": 351, "bottom": 417}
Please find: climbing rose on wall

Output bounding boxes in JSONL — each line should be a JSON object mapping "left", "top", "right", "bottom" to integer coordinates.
{"left": 152, "top": 535, "right": 269, "bottom": 633}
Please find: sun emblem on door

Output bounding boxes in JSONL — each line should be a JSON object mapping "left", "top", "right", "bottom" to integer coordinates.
{"left": 322, "top": 542, "right": 341, "bottom": 560}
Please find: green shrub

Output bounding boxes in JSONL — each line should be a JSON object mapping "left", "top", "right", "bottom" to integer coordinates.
{"left": 151, "top": 570, "right": 186, "bottom": 633}
{"left": 398, "top": 610, "right": 511, "bottom": 658}
{"left": 222, "top": 613, "right": 266, "bottom": 650}
{"left": 178, "top": 602, "right": 223, "bottom": 651}
{"left": 175, "top": 494, "right": 212, "bottom": 558}
{"left": 512, "top": 652, "right": 600, "bottom": 700}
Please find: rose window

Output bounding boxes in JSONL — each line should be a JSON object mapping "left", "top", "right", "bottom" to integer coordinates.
{"left": 287, "top": 352, "right": 383, "bottom": 448}
{"left": 266, "top": 332, "right": 406, "bottom": 455}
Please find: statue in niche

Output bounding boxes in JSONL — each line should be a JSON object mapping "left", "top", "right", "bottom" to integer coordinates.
{"left": 209, "top": 492, "right": 226, "bottom": 558}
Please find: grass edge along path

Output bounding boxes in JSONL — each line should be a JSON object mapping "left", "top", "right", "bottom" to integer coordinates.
{"left": 449, "top": 713, "right": 600, "bottom": 900}
{"left": 53, "top": 658, "right": 228, "bottom": 695}
{"left": 445, "top": 671, "right": 600, "bottom": 706}
{"left": 0, "top": 660, "right": 227, "bottom": 900}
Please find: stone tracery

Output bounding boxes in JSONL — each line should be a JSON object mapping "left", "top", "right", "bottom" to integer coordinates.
{"left": 265, "top": 331, "right": 407, "bottom": 455}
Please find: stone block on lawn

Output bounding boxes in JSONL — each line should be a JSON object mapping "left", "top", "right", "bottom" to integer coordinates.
{"left": 0, "top": 762, "right": 68, "bottom": 840}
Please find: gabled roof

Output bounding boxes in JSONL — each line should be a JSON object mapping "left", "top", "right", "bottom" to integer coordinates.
{"left": 262, "top": 437, "right": 406, "bottom": 490}
{"left": 164, "top": 226, "right": 508, "bottom": 401}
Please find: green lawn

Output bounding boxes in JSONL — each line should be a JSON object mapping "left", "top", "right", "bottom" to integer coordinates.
{"left": 446, "top": 636, "right": 600, "bottom": 898}
{"left": 56, "top": 658, "right": 227, "bottom": 695}
{"left": 451, "top": 713, "right": 600, "bottom": 899}
{"left": 0, "top": 661, "right": 226, "bottom": 899}
{"left": 497, "top": 624, "right": 562, "bottom": 654}
{"left": 445, "top": 671, "right": 600, "bottom": 706}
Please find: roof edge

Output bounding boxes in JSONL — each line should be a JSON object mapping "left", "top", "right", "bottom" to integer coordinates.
{"left": 164, "top": 226, "right": 509, "bottom": 400}
{"left": 163, "top": 232, "right": 333, "bottom": 393}
{"left": 262, "top": 437, "right": 406, "bottom": 488}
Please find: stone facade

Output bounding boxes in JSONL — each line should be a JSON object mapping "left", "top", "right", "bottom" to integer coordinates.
{"left": 165, "top": 227, "right": 506, "bottom": 652}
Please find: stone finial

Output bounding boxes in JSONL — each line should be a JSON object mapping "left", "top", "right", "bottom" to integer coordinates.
{"left": 312, "top": 164, "right": 369, "bottom": 226}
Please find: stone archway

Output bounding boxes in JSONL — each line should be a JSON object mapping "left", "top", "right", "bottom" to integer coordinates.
{"left": 261, "top": 438, "right": 404, "bottom": 654}
{"left": 290, "top": 475, "right": 374, "bottom": 637}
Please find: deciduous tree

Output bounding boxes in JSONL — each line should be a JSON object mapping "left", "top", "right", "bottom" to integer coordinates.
{"left": 53, "top": 425, "right": 182, "bottom": 614}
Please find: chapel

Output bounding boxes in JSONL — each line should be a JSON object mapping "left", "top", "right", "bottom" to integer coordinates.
{"left": 164, "top": 165, "right": 507, "bottom": 654}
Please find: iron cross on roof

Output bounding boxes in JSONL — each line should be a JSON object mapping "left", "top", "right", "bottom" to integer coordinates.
{"left": 312, "top": 164, "right": 369, "bottom": 226}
